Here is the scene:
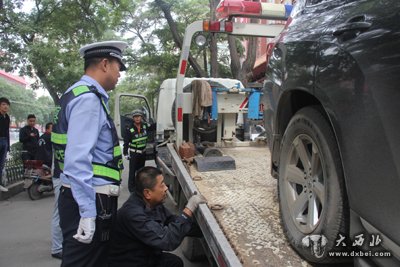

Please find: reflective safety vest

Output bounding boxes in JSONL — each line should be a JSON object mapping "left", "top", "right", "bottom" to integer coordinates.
{"left": 51, "top": 85, "right": 123, "bottom": 184}
{"left": 129, "top": 124, "right": 148, "bottom": 150}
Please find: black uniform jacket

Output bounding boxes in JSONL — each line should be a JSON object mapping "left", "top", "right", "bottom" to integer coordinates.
{"left": 108, "top": 193, "right": 193, "bottom": 267}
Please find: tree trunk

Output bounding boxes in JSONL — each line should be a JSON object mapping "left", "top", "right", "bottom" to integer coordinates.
{"left": 155, "top": 0, "right": 206, "bottom": 77}
{"left": 228, "top": 35, "right": 241, "bottom": 78}
{"left": 35, "top": 68, "right": 60, "bottom": 105}
{"left": 228, "top": 35, "right": 257, "bottom": 87}
{"left": 240, "top": 37, "right": 257, "bottom": 86}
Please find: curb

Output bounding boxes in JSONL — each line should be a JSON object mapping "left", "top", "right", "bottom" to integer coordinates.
{"left": 0, "top": 180, "right": 24, "bottom": 200}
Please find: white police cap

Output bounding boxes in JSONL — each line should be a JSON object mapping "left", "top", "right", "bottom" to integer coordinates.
{"left": 79, "top": 40, "right": 128, "bottom": 71}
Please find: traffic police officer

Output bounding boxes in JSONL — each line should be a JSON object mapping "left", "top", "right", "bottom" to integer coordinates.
{"left": 52, "top": 40, "right": 127, "bottom": 267}
{"left": 123, "top": 109, "right": 154, "bottom": 193}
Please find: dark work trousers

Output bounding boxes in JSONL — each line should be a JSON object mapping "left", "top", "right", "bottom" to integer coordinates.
{"left": 58, "top": 186, "right": 118, "bottom": 267}
{"left": 128, "top": 152, "right": 146, "bottom": 193}
{"left": 0, "top": 137, "right": 8, "bottom": 186}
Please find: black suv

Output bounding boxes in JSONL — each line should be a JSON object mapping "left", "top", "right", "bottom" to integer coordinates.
{"left": 264, "top": 0, "right": 400, "bottom": 266}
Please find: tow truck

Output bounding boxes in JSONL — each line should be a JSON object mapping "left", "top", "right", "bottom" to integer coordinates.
{"left": 114, "top": 1, "right": 307, "bottom": 266}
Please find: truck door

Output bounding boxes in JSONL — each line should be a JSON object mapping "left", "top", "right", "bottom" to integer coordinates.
{"left": 114, "top": 93, "right": 156, "bottom": 160}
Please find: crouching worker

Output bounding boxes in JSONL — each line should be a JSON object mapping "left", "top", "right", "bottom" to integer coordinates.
{"left": 108, "top": 166, "right": 207, "bottom": 267}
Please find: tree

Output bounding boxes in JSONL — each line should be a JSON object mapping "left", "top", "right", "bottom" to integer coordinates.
{"left": 36, "top": 96, "right": 57, "bottom": 127}
{"left": 1, "top": 0, "right": 259, "bottom": 112}
{"left": 0, "top": 0, "right": 125, "bottom": 104}
{"left": 110, "top": 0, "right": 212, "bottom": 108}
{"left": 0, "top": 79, "right": 54, "bottom": 126}
{"left": 154, "top": 0, "right": 206, "bottom": 78}
{"left": 154, "top": 0, "right": 258, "bottom": 86}
{"left": 228, "top": 35, "right": 257, "bottom": 86}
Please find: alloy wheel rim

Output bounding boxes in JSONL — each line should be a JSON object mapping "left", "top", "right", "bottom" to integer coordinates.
{"left": 283, "top": 134, "right": 325, "bottom": 234}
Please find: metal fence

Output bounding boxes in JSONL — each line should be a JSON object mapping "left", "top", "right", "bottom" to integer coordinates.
{"left": 2, "top": 142, "right": 24, "bottom": 186}
{"left": 4, "top": 158, "right": 24, "bottom": 185}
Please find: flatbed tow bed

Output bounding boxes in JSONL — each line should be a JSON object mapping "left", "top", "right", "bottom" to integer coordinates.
{"left": 154, "top": 2, "right": 311, "bottom": 266}
{"left": 159, "top": 143, "right": 309, "bottom": 267}
{"left": 114, "top": 3, "right": 309, "bottom": 265}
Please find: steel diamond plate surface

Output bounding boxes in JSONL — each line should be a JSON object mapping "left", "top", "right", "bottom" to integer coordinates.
{"left": 190, "top": 146, "right": 310, "bottom": 267}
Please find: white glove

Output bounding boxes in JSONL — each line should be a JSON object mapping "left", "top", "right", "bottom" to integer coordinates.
{"left": 73, "top": 217, "right": 96, "bottom": 244}
{"left": 185, "top": 193, "right": 207, "bottom": 213}
{"left": 124, "top": 155, "right": 130, "bottom": 160}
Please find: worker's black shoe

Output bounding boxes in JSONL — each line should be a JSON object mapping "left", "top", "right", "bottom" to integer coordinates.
{"left": 51, "top": 252, "right": 62, "bottom": 260}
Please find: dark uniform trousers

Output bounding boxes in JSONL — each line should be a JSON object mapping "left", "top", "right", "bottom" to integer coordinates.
{"left": 128, "top": 152, "right": 146, "bottom": 193}
{"left": 58, "top": 186, "right": 117, "bottom": 267}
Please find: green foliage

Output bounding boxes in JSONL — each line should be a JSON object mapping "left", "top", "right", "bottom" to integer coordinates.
{"left": 36, "top": 96, "right": 57, "bottom": 125}
{"left": 0, "top": 0, "right": 126, "bottom": 103}
{"left": 116, "top": 0, "right": 216, "bottom": 105}
{"left": 9, "top": 142, "right": 23, "bottom": 165}
{"left": 0, "top": 78, "right": 55, "bottom": 125}
{"left": 1, "top": 0, "right": 238, "bottom": 110}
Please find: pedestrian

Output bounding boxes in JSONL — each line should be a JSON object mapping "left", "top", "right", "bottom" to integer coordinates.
{"left": 108, "top": 166, "right": 207, "bottom": 267}
{"left": 123, "top": 109, "right": 154, "bottom": 193}
{"left": 51, "top": 40, "right": 127, "bottom": 267}
{"left": 19, "top": 114, "right": 39, "bottom": 161}
{"left": 0, "top": 97, "right": 10, "bottom": 192}
{"left": 35, "top": 122, "right": 53, "bottom": 167}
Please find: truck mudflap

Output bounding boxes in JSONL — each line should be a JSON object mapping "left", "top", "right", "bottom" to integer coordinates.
{"left": 165, "top": 143, "right": 242, "bottom": 267}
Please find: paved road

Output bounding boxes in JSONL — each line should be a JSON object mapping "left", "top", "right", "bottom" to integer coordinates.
{"left": 0, "top": 159, "right": 209, "bottom": 267}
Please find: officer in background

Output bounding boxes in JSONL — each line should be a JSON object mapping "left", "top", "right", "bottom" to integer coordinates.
{"left": 108, "top": 166, "right": 207, "bottom": 267}
{"left": 123, "top": 109, "right": 154, "bottom": 193}
{"left": 51, "top": 40, "right": 127, "bottom": 267}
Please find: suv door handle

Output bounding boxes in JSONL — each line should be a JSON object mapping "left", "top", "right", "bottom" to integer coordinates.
{"left": 333, "top": 22, "right": 372, "bottom": 36}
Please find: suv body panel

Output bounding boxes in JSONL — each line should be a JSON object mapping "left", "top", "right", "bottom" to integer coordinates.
{"left": 265, "top": 0, "right": 400, "bottom": 264}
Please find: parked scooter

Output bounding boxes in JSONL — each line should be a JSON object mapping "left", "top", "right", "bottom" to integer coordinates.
{"left": 23, "top": 160, "right": 53, "bottom": 200}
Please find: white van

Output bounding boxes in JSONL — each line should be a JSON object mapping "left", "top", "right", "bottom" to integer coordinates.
{"left": 155, "top": 78, "right": 243, "bottom": 143}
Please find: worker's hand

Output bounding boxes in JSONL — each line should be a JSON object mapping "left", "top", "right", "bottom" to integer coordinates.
{"left": 185, "top": 193, "right": 207, "bottom": 213}
{"left": 73, "top": 217, "right": 96, "bottom": 244}
{"left": 124, "top": 155, "right": 131, "bottom": 160}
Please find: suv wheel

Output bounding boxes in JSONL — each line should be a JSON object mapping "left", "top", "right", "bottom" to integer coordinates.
{"left": 278, "top": 106, "right": 348, "bottom": 263}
